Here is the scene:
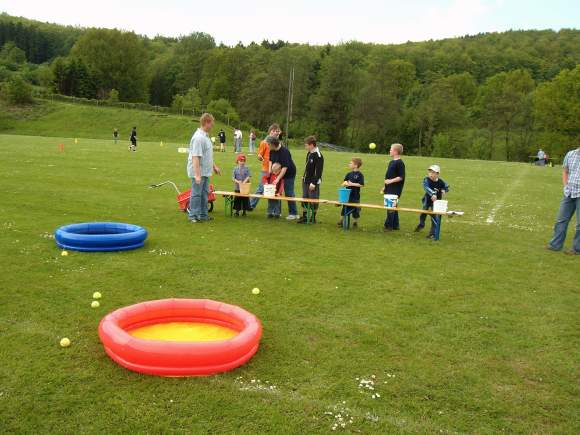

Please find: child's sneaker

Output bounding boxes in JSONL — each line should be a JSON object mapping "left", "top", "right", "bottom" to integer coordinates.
{"left": 234, "top": 211, "right": 239, "bottom": 217}
{"left": 352, "top": 221, "right": 358, "bottom": 228}
{"left": 414, "top": 225, "right": 424, "bottom": 232}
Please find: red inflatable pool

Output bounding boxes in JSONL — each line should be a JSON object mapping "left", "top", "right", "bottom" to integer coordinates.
{"left": 98, "top": 299, "right": 262, "bottom": 376}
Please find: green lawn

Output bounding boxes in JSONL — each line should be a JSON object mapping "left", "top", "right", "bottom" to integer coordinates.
{"left": 0, "top": 131, "right": 578, "bottom": 434}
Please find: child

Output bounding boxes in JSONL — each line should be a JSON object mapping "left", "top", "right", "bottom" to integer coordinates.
{"left": 415, "top": 164, "right": 449, "bottom": 239}
{"left": 263, "top": 162, "right": 284, "bottom": 218}
{"left": 232, "top": 154, "right": 251, "bottom": 216}
{"left": 218, "top": 129, "right": 226, "bottom": 152}
{"left": 298, "top": 136, "right": 324, "bottom": 224}
{"left": 338, "top": 158, "right": 365, "bottom": 228}
{"left": 113, "top": 128, "right": 119, "bottom": 144}
{"left": 129, "top": 127, "right": 137, "bottom": 152}
{"left": 382, "top": 143, "right": 405, "bottom": 231}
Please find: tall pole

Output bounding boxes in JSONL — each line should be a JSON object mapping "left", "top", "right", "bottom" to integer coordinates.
{"left": 285, "top": 66, "right": 295, "bottom": 145}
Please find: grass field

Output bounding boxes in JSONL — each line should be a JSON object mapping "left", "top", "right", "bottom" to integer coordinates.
{"left": 0, "top": 129, "right": 578, "bottom": 434}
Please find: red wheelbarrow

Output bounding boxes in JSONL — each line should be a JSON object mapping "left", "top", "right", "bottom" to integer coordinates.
{"left": 149, "top": 181, "right": 216, "bottom": 213}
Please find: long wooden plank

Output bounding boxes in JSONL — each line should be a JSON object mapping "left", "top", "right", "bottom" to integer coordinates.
{"left": 214, "top": 191, "right": 464, "bottom": 216}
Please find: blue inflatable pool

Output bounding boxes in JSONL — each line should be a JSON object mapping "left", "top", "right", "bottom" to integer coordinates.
{"left": 55, "top": 222, "right": 148, "bottom": 252}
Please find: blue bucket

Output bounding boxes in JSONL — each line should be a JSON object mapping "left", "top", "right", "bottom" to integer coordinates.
{"left": 338, "top": 187, "right": 351, "bottom": 203}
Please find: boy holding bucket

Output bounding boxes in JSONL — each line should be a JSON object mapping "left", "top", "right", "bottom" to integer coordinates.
{"left": 338, "top": 158, "right": 365, "bottom": 228}
{"left": 382, "top": 143, "right": 406, "bottom": 231}
{"left": 415, "top": 165, "right": 450, "bottom": 239}
{"left": 232, "top": 154, "right": 251, "bottom": 216}
{"left": 298, "top": 136, "right": 324, "bottom": 224}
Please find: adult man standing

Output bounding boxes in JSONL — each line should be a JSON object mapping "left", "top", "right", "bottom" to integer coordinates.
{"left": 234, "top": 128, "right": 242, "bottom": 153}
{"left": 547, "top": 144, "right": 580, "bottom": 255}
{"left": 298, "top": 136, "right": 324, "bottom": 224}
{"left": 537, "top": 148, "right": 546, "bottom": 166}
{"left": 218, "top": 128, "right": 226, "bottom": 152}
{"left": 249, "top": 124, "right": 280, "bottom": 210}
{"left": 268, "top": 137, "right": 300, "bottom": 220}
{"left": 187, "top": 113, "right": 221, "bottom": 223}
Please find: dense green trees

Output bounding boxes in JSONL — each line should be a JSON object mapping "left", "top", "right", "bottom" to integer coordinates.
{"left": 0, "top": 12, "right": 579, "bottom": 161}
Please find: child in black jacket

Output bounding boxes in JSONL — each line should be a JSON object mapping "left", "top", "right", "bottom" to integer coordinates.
{"left": 298, "top": 136, "right": 324, "bottom": 224}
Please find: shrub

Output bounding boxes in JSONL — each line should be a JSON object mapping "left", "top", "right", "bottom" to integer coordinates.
{"left": 1, "top": 75, "right": 34, "bottom": 105}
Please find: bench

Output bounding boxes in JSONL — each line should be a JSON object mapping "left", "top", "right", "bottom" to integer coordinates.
{"left": 214, "top": 190, "right": 464, "bottom": 241}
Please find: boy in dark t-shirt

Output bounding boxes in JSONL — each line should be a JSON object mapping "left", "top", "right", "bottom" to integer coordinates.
{"left": 382, "top": 143, "right": 405, "bottom": 231}
{"left": 338, "top": 157, "right": 365, "bottom": 228}
{"left": 415, "top": 164, "right": 449, "bottom": 238}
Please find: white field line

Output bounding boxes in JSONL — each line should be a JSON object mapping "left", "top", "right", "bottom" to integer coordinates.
{"left": 485, "top": 166, "right": 530, "bottom": 225}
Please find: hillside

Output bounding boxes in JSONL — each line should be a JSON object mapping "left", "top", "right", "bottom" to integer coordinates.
{"left": 0, "top": 100, "right": 234, "bottom": 144}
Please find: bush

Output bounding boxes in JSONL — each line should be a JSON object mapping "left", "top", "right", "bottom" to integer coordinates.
{"left": 207, "top": 98, "right": 240, "bottom": 125}
{"left": 1, "top": 75, "right": 34, "bottom": 105}
{"left": 107, "top": 89, "right": 120, "bottom": 103}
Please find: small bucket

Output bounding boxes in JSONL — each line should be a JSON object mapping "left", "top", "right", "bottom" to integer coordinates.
{"left": 433, "top": 200, "right": 448, "bottom": 213}
{"left": 338, "top": 187, "right": 351, "bottom": 203}
{"left": 384, "top": 194, "right": 398, "bottom": 208}
{"left": 263, "top": 184, "right": 276, "bottom": 198}
{"left": 239, "top": 182, "right": 251, "bottom": 195}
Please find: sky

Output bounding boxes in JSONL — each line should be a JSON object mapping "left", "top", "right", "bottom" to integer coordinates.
{"left": 1, "top": 0, "right": 578, "bottom": 45}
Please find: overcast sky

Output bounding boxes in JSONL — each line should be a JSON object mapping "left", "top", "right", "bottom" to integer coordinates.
{"left": 2, "top": 0, "right": 578, "bottom": 45}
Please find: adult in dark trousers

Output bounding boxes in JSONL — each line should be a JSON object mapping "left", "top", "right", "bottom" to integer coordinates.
{"left": 249, "top": 124, "right": 281, "bottom": 210}
{"left": 113, "top": 128, "right": 119, "bottom": 144}
{"left": 268, "top": 137, "right": 299, "bottom": 220}
{"left": 547, "top": 145, "right": 580, "bottom": 255}
{"left": 129, "top": 127, "right": 137, "bottom": 151}
{"left": 298, "top": 136, "right": 324, "bottom": 224}
{"left": 187, "top": 113, "right": 222, "bottom": 223}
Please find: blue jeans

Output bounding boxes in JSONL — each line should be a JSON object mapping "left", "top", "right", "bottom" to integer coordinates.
{"left": 549, "top": 195, "right": 580, "bottom": 252}
{"left": 267, "top": 199, "right": 281, "bottom": 216}
{"left": 189, "top": 176, "right": 209, "bottom": 220}
{"left": 283, "top": 177, "right": 297, "bottom": 215}
{"left": 250, "top": 171, "right": 268, "bottom": 208}
{"left": 248, "top": 139, "right": 255, "bottom": 153}
{"left": 235, "top": 138, "right": 242, "bottom": 153}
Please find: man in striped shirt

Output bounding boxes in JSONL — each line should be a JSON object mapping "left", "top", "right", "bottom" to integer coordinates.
{"left": 547, "top": 145, "right": 580, "bottom": 255}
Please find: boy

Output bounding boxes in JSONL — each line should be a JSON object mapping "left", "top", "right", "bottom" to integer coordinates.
{"left": 382, "top": 143, "right": 405, "bottom": 231}
{"left": 263, "top": 162, "right": 284, "bottom": 218}
{"left": 338, "top": 158, "right": 364, "bottom": 228}
{"left": 415, "top": 165, "right": 449, "bottom": 239}
{"left": 232, "top": 154, "right": 251, "bottom": 216}
{"left": 298, "top": 136, "right": 324, "bottom": 224}
{"left": 113, "top": 128, "right": 119, "bottom": 144}
{"left": 218, "top": 129, "right": 226, "bottom": 152}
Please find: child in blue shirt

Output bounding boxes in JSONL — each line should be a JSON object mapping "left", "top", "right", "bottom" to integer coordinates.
{"left": 415, "top": 164, "right": 449, "bottom": 238}
{"left": 338, "top": 157, "right": 365, "bottom": 228}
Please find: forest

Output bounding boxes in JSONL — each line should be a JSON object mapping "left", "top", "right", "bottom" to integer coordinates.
{"left": 0, "top": 12, "right": 578, "bottom": 160}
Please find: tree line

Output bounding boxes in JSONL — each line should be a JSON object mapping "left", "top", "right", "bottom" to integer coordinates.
{"left": 0, "top": 12, "right": 578, "bottom": 160}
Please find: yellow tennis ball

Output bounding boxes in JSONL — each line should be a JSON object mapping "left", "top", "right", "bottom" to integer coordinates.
{"left": 91, "top": 301, "right": 100, "bottom": 308}
{"left": 60, "top": 337, "right": 71, "bottom": 347}
{"left": 61, "top": 250, "right": 68, "bottom": 256}
{"left": 251, "top": 287, "right": 260, "bottom": 295}
{"left": 369, "top": 143, "right": 376, "bottom": 150}
{"left": 92, "top": 291, "right": 102, "bottom": 299}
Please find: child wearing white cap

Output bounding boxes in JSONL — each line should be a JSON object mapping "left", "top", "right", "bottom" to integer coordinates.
{"left": 415, "top": 164, "right": 449, "bottom": 239}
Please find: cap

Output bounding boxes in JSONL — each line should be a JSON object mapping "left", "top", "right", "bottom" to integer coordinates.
{"left": 236, "top": 154, "right": 246, "bottom": 162}
{"left": 428, "top": 165, "right": 440, "bottom": 173}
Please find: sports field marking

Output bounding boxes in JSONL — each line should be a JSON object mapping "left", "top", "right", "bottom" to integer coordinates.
{"left": 485, "top": 166, "right": 530, "bottom": 224}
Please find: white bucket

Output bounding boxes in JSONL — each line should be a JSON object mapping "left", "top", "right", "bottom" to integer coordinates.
{"left": 383, "top": 194, "right": 398, "bottom": 208}
{"left": 433, "top": 200, "right": 448, "bottom": 213}
{"left": 178, "top": 147, "right": 188, "bottom": 153}
{"left": 263, "top": 184, "right": 276, "bottom": 198}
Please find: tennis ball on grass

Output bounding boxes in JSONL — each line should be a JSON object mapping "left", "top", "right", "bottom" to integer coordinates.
{"left": 60, "top": 337, "right": 71, "bottom": 347}
{"left": 92, "top": 291, "right": 102, "bottom": 299}
{"left": 91, "top": 301, "right": 100, "bottom": 308}
{"left": 61, "top": 250, "right": 68, "bottom": 256}
{"left": 251, "top": 287, "right": 260, "bottom": 295}
{"left": 369, "top": 143, "right": 376, "bottom": 150}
